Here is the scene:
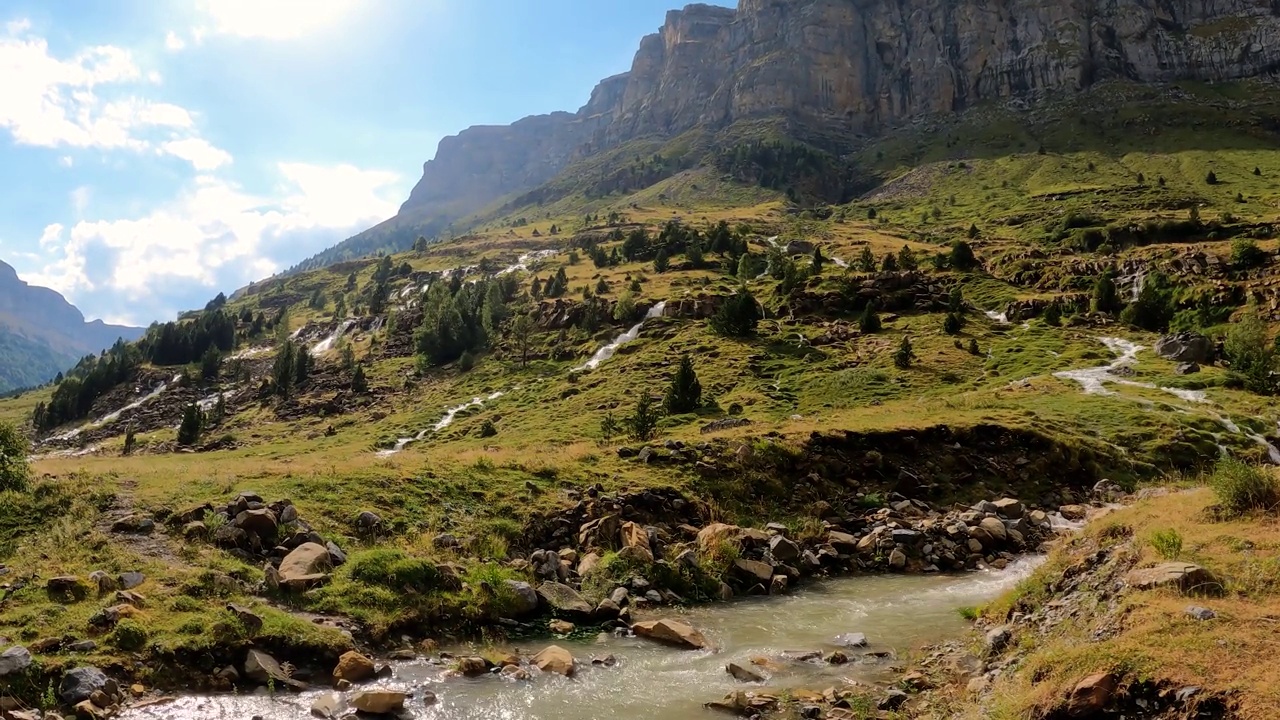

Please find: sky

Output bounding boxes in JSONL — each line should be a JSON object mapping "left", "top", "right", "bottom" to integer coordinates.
{"left": 0, "top": 0, "right": 728, "bottom": 327}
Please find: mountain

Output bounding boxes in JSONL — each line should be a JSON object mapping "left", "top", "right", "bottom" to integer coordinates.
{"left": 0, "top": 260, "right": 143, "bottom": 392}
{"left": 293, "top": 0, "right": 1280, "bottom": 270}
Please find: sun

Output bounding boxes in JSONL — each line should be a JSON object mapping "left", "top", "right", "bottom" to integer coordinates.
{"left": 197, "top": 0, "right": 356, "bottom": 40}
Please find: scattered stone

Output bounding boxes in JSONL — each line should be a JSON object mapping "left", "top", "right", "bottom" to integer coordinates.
{"left": 1126, "top": 563, "right": 1218, "bottom": 594}
{"left": 350, "top": 689, "right": 406, "bottom": 714}
{"left": 985, "top": 626, "right": 1011, "bottom": 656}
{"left": 47, "top": 576, "right": 88, "bottom": 600}
{"left": 1058, "top": 505, "right": 1088, "bottom": 521}
{"left": 531, "top": 645, "right": 576, "bottom": 677}
{"left": 824, "top": 651, "right": 848, "bottom": 665}
{"left": 1155, "top": 332, "right": 1212, "bottom": 364}
{"left": 878, "top": 689, "right": 909, "bottom": 710}
{"left": 1186, "top": 606, "right": 1217, "bottom": 621}
{"left": 325, "top": 541, "right": 347, "bottom": 567}
{"left": 549, "top": 619, "right": 576, "bottom": 634}
{"left": 456, "top": 657, "right": 489, "bottom": 677}
{"left": 310, "top": 692, "right": 341, "bottom": 719}
{"left": 768, "top": 535, "right": 800, "bottom": 563}
{"left": 58, "top": 667, "right": 110, "bottom": 705}
{"left": 74, "top": 699, "right": 103, "bottom": 719}
{"left": 732, "top": 558, "right": 774, "bottom": 585}
{"left": 87, "top": 571, "right": 117, "bottom": 595}
{"left": 333, "top": 651, "right": 376, "bottom": 683}
{"left": 0, "top": 646, "right": 32, "bottom": 676}
{"left": 334, "top": 678, "right": 351, "bottom": 691}
{"left": 278, "top": 543, "right": 333, "bottom": 591}
{"left": 591, "top": 654, "right": 618, "bottom": 667}
{"left": 888, "top": 548, "right": 907, "bottom": 570}
{"left": 1175, "top": 362, "right": 1200, "bottom": 376}
{"left": 992, "top": 498, "right": 1024, "bottom": 519}
{"left": 111, "top": 515, "right": 155, "bottom": 534}
{"left": 1065, "top": 673, "right": 1117, "bottom": 716}
{"left": 631, "top": 619, "right": 710, "bottom": 650}
{"left": 726, "top": 662, "right": 764, "bottom": 683}
{"left": 536, "top": 582, "right": 593, "bottom": 616}
{"left": 902, "top": 670, "right": 933, "bottom": 691}
{"left": 978, "top": 517, "right": 1008, "bottom": 544}
{"left": 505, "top": 580, "right": 539, "bottom": 616}
{"left": 244, "top": 649, "right": 306, "bottom": 690}
{"left": 422, "top": 690, "right": 438, "bottom": 706}
{"left": 67, "top": 640, "right": 98, "bottom": 653}
{"left": 117, "top": 571, "right": 145, "bottom": 590}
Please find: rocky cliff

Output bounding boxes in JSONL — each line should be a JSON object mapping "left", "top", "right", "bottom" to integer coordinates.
{"left": 326, "top": 0, "right": 1280, "bottom": 264}
{"left": 0, "top": 260, "right": 143, "bottom": 392}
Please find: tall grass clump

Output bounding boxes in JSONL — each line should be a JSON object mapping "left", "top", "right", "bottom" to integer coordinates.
{"left": 1149, "top": 528, "right": 1183, "bottom": 559}
{"left": 1209, "top": 458, "right": 1279, "bottom": 517}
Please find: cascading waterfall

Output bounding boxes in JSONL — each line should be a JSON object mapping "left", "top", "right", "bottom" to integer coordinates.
{"left": 311, "top": 319, "right": 357, "bottom": 354}
{"left": 573, "top": 301, "right": 668, "bottom": 373}
{"left": 377, "top": 391, "right": 506, "bottom": 457}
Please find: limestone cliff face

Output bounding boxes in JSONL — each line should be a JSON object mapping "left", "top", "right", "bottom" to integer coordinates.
{"left": 395, "top": 0, "right": 1280, "bottom": 224}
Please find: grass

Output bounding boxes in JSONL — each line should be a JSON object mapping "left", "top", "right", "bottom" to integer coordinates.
{"left": 1208, "top": 458, "right": 1280, "bottom": 517}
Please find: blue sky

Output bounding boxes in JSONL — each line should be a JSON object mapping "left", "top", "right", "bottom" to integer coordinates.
{"left": 0, "top": 0, "right": 728, "bottom": 326}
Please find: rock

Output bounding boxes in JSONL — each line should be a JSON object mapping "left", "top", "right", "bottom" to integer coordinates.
{"left": 732, "top": 558, "right": 774, "bottom": 585}
{"left": 1126, "top": 563, "right": 1218, "bottom": 594}
{"left": 978, "top": 517, "right": 1008, "bottom": 544}
{"left": 117, "top": 571, "right": 145, "bottom": 590}
{"left": 827, "top": 530, "right": 859, "bottom": 553}
{"left": 696, "top": 523, "right": 743, "bottom": 553}
{"left": 456, "top": 657, "right": 489, "bottom": 676}
{"left": 769, "top": 574, "right": 788, "bottom": 595}
{"left": 591, "top": 654, "right": 618, "bottom": 667}
{"left": 244, "top": 649, "right": 305, "bottom": 690}
{"left": 878, "top": 689, "right": 909, "bottom": 711}
{"left": 824, "top": 651, "right": 848, "bottom": 665}
{"left": 235, "top": 508, "right": 278, "bottom": 540}
{"left": 631, "top": 619, "right": 710, "bottom": 650}
{"left": 967, "top": 675, "right": 990, "bottom": 694}
{"left": 902, "top": 670, "right": 933, "bottom": 691}
{"left": 310, "top": 692, "right": 341, "bottom": 719}
{"left": 1156, "top": 333, "right": 1212, "bottom": 364}
{"left": 333, "top": 651, "right": 376, "bottom": 683}
{"left": 595, "top": 598, "right": 621, "bottom": 619}
{"left": 87, "top": 571, "right": 117, "bottom": 595}
{"left": 985, "top": 626, "right": 1011, "bottom": 656}
{"left": 537, "top": 582, "right": 593, "bottom": 616}
{"left": 58, "top": 667, "right": 109, "bottom": 705}
{"left": 422, "top": 690, "right": 438, "bottom": 706}
{"left": 278, "top": 543, "right": 333, "bottom": 591}
{"left": 1065, "top": 673, "right": 1118, "bottom": 716}
{"left": 616, "top": 545, "right": 654, "bottom": 565}
{"left": 832, "top": 632, "right": 868, "bottom": 648}
{"left": 111, "top": 515, "right": 155, "bottom": 534}
{"left": 350, "top": 689, "right": 407, "bottom": 714}
{"left": 531, "top": 645, "right": 575, "bottom": 676}
{"left": 726, "top": 662, "right": 764, "bottom": 682}
{"left": 888, "top": 548, "right": 907, "bottom": 570}
{"left": 354, "top": 511, "right": 383, "bottom": 531}
{"left": 501, "top": 664, "right": 532, "bottom": 681}
{"left": 432, "top": 533, "right": 460, "bottom": 549}
{"left": 549, "top": 619, "right": 576, "bottom": 634}
{"left": 620, "top": 521, "right": 653, "bottom": 562}
{"left": 225, "top": 603, "right": 263, "bottom": 635}
{"left": 577, "top": 552, "right": 602, "bottom": 577}
{"left": 505, "top": 580, "right": 540, "bottom": 616}
{"left": 1059, "top": 505, "right": 1088, "bottom": 521}
{"left": 47, "top": 576, "right": 88, "bottom": 600}
{"left": 1186, "top": 605, "right": 1217, "bottom": 621}
{"left": 325, "top": 541, "right": 347, "bottom": 567}
{"left": 0, "top": 646, "right": 32, "bottom": 676}
{"left": 73, "top": 700, "right": 102, "bottom": 719}
{"left": 67, "top": 640, "right": 98, "bottom": 653}
{"left": 992, "top": 498, "right": 1024, "bottom": 519}
{"left": 1175, "top": 362, "right": 1200, "bottom": 375}
{"left": 767, "top": 535, "right": 800, "bottom": 563}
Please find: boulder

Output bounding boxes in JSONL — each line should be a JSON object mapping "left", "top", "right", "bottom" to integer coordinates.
{"left": 888, "top": 548, "right": 907, "bottom": 570}
{"left": 279, "top": 542, "right": 333, "bottom": 590}
{"left": 1059, "top": 505, "right": 1088, "bottom": 521}
{"left": 1126, "top": 563, "right": 1218, "bottom": 594}
{"left": 1064, "top": 673, "right": 1118, "bottom": 717}
{"left": 244, "top": 649, "right": 305, "bottom": 690}
{"left": 88, "top": 571, "right": 118, "bottom": 595}
{"left": 58, "top": 667, "right": 110, "bottom": 705}
{"left": 456, "top": 657, "right": 489, "bottom": 677}
{"left": 696, "top": 523, "right": 766, "bottom": 552}
{"left": 768, "top": 535, "right": 800, "bottom": 563}
{"left": 531, "top": 645, "right": 575, "bottom": 676}
{"left": 549, "top": 619, "right": 576, "bottom": 634}
{"left": 311, "top": 692, "right": 341, "bottom": 719}
{"left": 333, "top": 651, "right": 376, "bottom": 683}
{"left": 1175, "top": 362, "right": 1200, "bottom": 376}
{"left": 505, "top": 580, "right": 540, "bottom": 616}
{"left": 325, "top": 541, "right": 347, "bottom": 566}
{"left": 234, "top": 508, "right": 279, "bottom": 540}
{"left": 1155, "top": 333, "right": 1212, "bottom": 364}
{"left": 631, "top": 619, "right": 710, "bottom": 650}
{"left": 536, "top": 582, "right": 593, "bottom": 616}
{"left": 732, "top": 558, "right": 774, "bottom": 585}
{"left": 1186, "top": 605, "right": 1217, "bottom": 621}
{"left": 47, "top": 576, "right": 88, "bottom": 600}
{"left": 117, "top": 571, "right": 145, "bottom": 591}
{"left": 992, "top": 498, "right": 1024, "bottom": 519}
{"left": 726, "top": 662, "right": 764, "bottom": 683}
{"left": 225, "top": 603, "right": 263, "bottom": 635}
{"left": 620, "top": 521, "right": 652, "bottom": 559}
{"left": 350, "top": 689, "right": 407, "bottom": 714}
{"left": 827, "top": 531, "right": 859, "bottom": 553}
{"left": 577, "top": 552, "right": 602, "bottom": 577}
{"left": 0, "top": 646, "right": 32, "bottom": 676}
{"left": 978, "top": 517, "right": 1008, "bottom": 544}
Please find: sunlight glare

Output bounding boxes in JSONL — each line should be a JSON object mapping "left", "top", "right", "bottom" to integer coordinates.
{"left": 198, "top": 0, "right": 356, "bottom": 40}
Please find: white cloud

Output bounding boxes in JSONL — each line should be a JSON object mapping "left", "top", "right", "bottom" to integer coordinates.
{"left": 160, "top": 138, "right": 232, "bottom": 170}
{"left": 195, "top": 0, "right": 355, "bottom": 40}
{"left": 58, "top": 155, "right": 74, "bottom": 167}
{"left": 164, "top": 31, "right": 185, "bottom": 51}
{"left": 70, "top": 186, "right": 92, "bottom": 215}
{"left": 5, "top": 18, "right": 30, "bottom": 35}
{"left": 0, "top": 25, "right": 227, "bottom": 169}
{"left": 23, "top": 164, "right": 404, "bottom": 324}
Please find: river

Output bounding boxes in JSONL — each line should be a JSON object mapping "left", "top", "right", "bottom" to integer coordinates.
{"left": 121, "top": 557, "right": 1041, "bottom": 720}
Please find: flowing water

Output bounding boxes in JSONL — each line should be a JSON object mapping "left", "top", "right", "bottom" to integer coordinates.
{"left": 120, "top": 558, "right": 1042, "bottom": 720}
{"left": 44, "top": 374, "right": 182, "bottom": 443}
{"left": 313, "top": 320, "right": 358, "bottom": 355}
{"left": 983, "top": 310, "right": 1009, "bottom": 325}
{"left": 573, "top": 302, "right": 668, "bottom": 373}
{"left": 377, "top": 391, "right": 507, "bottom": 457}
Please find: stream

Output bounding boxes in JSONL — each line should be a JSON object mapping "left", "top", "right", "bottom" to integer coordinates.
{"left": 573, "top": 301, "right": 668, "bottom": 373}
{"left": 120, "top": 557, "right": 1041, "bottom": 720}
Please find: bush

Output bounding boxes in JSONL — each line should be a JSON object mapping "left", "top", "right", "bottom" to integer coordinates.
{"left": 348, "top": 549, "right": 440, "bottom": 593}
{"left": 1231, "top": 237, "right": 1267, "bottom": 270}
{"left": 111, "top": 620, "right": 148, "bottom": 651}
{"left": 1206, "top": 170, "right": 1219, "bottom": 185}
{"left": 1149, "top": 528, "right": 1183, "bottom": 560}
{"left": 709, "top": 289, "right": 760, "bottom": 338}
{"left": 0, "top": 421, "right": 29, "bottom": 492}
{"left": 943, "top": 313, "right": 963, "bottom": 335}
{"left": 1209, "top": 458, "right": 1279, "bottom": 517}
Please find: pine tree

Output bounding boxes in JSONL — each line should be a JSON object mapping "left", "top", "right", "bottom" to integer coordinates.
{"left": 272, "top": 340, "right": 296, "bottom": 398}
{"left": 600, "top": 412, "right": 620, "bottom": 443}
{"left": 212, "top": 394, "right": 226, "bottom": 425}
{"left": 967, "top": 223, "right": 980, "bottom": 239}
{"left": 948, "top": 286, "right": 964, "bottom": 315}
{"left": 595, "top": 278, "right": 609, "bottom": 295}
{"left": 894, "top": 336, "right": 916, "bottom": 369}
{"left": 943, "top": 313, "right": 963, "bottom": 335}
{"left": 653, "top": 249, "right": 670, "bottom": 273}
{"left": 1206, "top": 170, "right": 1219, "bottom": 185}
{"left": 811, "top": 246, "right": 825, "bottom": 274}
{"left": 858, "top": 247, "right": 876, "bottom": 272}
{"left": 736, "top": 253, "right": 756, "bottom": 282}
{"left": 1092, "top": 270, "right": 1122, "bottom": 315}
{"left": 530, "top": 276, "right": 543, "bottom": 298}
{"left": 664, "top": 354, "right": 702, "bottom": 414}
{"left": 897, "top": 245, "right": 918, "bottom": 271}
{"left": 351, "top": 364, "right": 369, "bottom": 393}
{"left": 123, "top": 427, "right": 137, "bottom": 457}
{"left": 1043, "top": 302, "right": 1062, "bottom": 326}
{"left": 967, "top": 338, "right": 981, "bottom": 355}
{"left": 201, "top": 347, "right": 221, "bottom": 380}
{"left": 709, "top": 288, "right": 760, "bottom": 338}
{"left": 949, "top": 240, "right": 978, "bottom": 271}
{"left": 626, "top": 394, "right": 662, "bottom": 442}
{"left": 859, "top": 304, "right": 882, "bottom": 334}
{"left": 177, "top": 403, "right": 203, "bottom": 446}
{"left": 294, "top": 345, "right": 312, "bottom": 387}
{"left": 686, "top": 241, "right": 704, "bottom": 268}
{"left": 510, "top": 314, "right": 535, "bottom": 368}
{"left": 881, "top": 253, "right": 899, "bottom": 272}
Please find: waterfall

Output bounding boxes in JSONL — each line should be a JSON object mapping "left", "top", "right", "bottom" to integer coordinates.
{"left": 573, "top": 301, "right": 668, "bottom": 373}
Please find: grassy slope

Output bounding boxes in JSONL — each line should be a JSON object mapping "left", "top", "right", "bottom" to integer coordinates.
{"left": 4, "top": 80, "right": 1280, "bottom": 698}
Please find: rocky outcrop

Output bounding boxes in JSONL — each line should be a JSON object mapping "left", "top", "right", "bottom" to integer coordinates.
{"left": 326, "top": 0, "right": 1280, "bottom": 260}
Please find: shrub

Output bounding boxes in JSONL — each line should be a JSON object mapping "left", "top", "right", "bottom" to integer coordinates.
{"left": 477, "top": 419, "right": 497, "bottom": 438}
{"left": 1149, "top": 528, "right": 1183, "bottom": 560}
{"left": 1206, "top": 170, "right": 1219, "bottom": 185}
{"left": 348, "top": 549, "right": 440, "bottom": 593}
{"left": 858, "top": 304, "right": 882, "bottom": 334}
{"left": 664, "top": 354, "right": 702, "bottom": 414}
{"left": 893, "top": 336, "right": 915, "bottom": 369}
{"left": 709, "top": 289, "right": 760, "bottom": 338}
{"left": 943, "top": 313, "right": 962, "bottom": 335}
{"left": 1209, "top": 458, "right": 1279, "bottom": 517}
{"left": 111, "top": 620, "right": 148, "bottom": 651}
{"left": 1231, "top": 237, "right": 1267, "bottom": 270}
{"left": 0, "top": 420, "right": 29, "bottom": 492}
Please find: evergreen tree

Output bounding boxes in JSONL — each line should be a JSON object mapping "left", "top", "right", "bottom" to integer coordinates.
{"left": 967, "top": 223, "right": 980, "bottom": 239}
{"left": 595, "top": 278, "right": 609, "bottom": 295}
{"left": 212, "top": 394, "right": 226, "bottom": 425}
{"left": 858, "top": 247, "right": 876, "bottom": 273}
{"left": 881, "top": 253, "right": 899, "bottom": 272}
{"left": 123, "top": 427, "right": 137, "bottom": 457}
{"left": 897, "top": 245, "right": 918, "bottom": 271}
{"left": 272, "top": 340, "right": 297, "bottom": 397}
{"left": 811, "top": 246, "right": 825, "bottom": 274}
{"left": 1092, "top": 269, "right": 1122, "bottom": 315}
{"left": 686, "top": 241, "right": 704, "bottom": 268}
{"left": 414, "top": 236, "right": 429, "bottom": 252}
{"left": 0, "top": 420, "right": 29, "bottom": 491}
{"left": 351, "top": 363, "right": 369, "bottom": 393}
{"left": 653, "top": 249, "right": 670, "bottom": 273}
{"left": 625, "top": 393, "right": 661, "bottom": 442}
{"left": 613, "top": 292, "right": 638, "bottom": 323}
{"left": 943, "top": 313, "right": 963, "bottom": 335}
{"left": 709, "top": 288, "right": 760, "bottom": 337}
{"left": 531, "top": 276, "right": 543, "bottom": 299}
{"left": 294, "top": 344, "right": 312, "bottom": 387}
{"left": 948, "top": 286, "right": 965, "bottom": 315}
{"left": 177, "top": 403, "right": 203, "bottom": 447}
{"left": 893, "top": 336, "right": 916, "bottom": 369}
{"left": 1206, "top": 170, "right": 1219, "bottom": 185}
{"left": 510, "top": 314, "right": 535, "bottom": 368}
{"left": 949, "top": 240, "right": 978, "bottom": 271}
{"left": 967, "top": 338, "right": 981, "bottom": 355}
{"left": 1225, "top": 305, "right": 1277, "bottom": 395}
{"left": 859, "top": 303, "right": 882, "bottom": 334}
{"left": 736, "top": 253, "right": 757, "bottom": 282}
{"left": 1043, "top": 302, "right": 1062, "bottom": 326}
{"left": 201, "top": 347, "right": 221, "bottom": 380}
{"left": 664, "top": 354, "right": 702, "bottom": 414}
{"left": 600, "top": 412, "right": 620, "bottom": 443}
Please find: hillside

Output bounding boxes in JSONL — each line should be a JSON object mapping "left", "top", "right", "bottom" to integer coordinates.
{"left": 294, "top": 0, "right": 1280, "bottom": 269}
{"left": 0, "top": 260, "right": 143, "bottom": 393}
